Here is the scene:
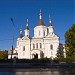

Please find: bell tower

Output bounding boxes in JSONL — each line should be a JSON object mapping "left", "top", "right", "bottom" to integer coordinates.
{"left": 24, "top": 19, "right": 30, "bottom": 37}
{"left": 19, "top": 25, "right": 23, "bottom": 38}
{"left": 48, "top": 15, "right": 54, "bottom": 34}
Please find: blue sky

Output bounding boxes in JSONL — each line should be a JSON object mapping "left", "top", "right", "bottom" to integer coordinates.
{"left": 0, "top": 0, "right": 74, "bottom": 50}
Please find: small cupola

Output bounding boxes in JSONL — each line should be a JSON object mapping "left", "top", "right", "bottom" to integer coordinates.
{"left": 25, "top": 19, "right": 29, "bottom": 30}
{"left": 49, "top": 15, "right": 52, "bottom": 26}
{"left": 48, "top": 15, "right": 54, "bottom": 33}
{"left": 24, "top": 19, "right": 30, "bottom": 37}
{"left": 19, "top": 25, "right": 23, "bottom": 38}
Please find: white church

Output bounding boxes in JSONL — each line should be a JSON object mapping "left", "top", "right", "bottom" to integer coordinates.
{"left": 8, "top": 10, "right": 65, "bottom": 59}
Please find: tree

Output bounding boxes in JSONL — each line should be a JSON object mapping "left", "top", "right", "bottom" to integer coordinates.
{"left": 65, "top": 24, "right": 75, "bottom": 58}
{"left": 56, "top": 46, "right": 64, "bottom": 58}
{"left": 0, "top": 51, "right": 8, "bottom": 59}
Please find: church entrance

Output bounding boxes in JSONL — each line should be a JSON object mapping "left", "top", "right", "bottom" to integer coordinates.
{"left": 32, "top": 53, "right": 38, "bottom": 59}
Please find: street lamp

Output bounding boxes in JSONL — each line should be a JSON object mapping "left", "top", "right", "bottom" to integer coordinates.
{"left": 10, "top": 18, "right": 15, "bottom": 59}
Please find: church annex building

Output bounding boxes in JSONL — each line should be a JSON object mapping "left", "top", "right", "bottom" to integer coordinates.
{"left": 8, "top": 10, "right": 65, "bottom": 59}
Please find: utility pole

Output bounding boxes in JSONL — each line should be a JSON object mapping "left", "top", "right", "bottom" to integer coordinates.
{"left": 11, "top": 18, "right": 15, "bottom": 59}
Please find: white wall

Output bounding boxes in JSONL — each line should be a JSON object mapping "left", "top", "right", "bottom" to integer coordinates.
{"left": 16, "top": 39, "right": 30, "bottom": 59}
{"left": 34, "top": 26, "right": 47, "bottom": 38}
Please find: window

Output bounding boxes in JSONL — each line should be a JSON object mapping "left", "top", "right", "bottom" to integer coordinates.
{"left": 44, "top": 31, "right": 45, "bottom": 36}
{"left": 47, "top": 28, "right": 49, "bottom": 34}
{"left": 40, "top": 43, "right": 42, "bottom": 48}
{"left": 17, "top": 41, "right": 19, "bottom": 46}
{"left": 36, "top": 43, "right": 38, "bottom": 49}
{"left": 50, "top": 45, "right": 53, "bottom": 50}
{"left": 33, "top": 44, "right": 35, "bottom": 49}
{"left": 23, "top": 46, "right": 25, "bottom": 51}
{"left": 39, "top": 31, "right": 40, "bottom": 36}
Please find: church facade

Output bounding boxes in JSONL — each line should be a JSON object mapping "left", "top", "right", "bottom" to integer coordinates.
{"left": 8, "top": 10, "right": 61, "bottom": 59}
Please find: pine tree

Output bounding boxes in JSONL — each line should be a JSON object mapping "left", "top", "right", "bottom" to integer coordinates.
{"left": 56, "top": 46, "right": 64, "bottom": 58}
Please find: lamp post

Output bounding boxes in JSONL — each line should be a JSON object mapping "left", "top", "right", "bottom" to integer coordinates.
{"left": 11, "top": 18, "right": 15, "bottom": 59}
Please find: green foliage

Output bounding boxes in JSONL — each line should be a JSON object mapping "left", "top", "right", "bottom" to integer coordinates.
{"left": 56, "top": 46, "right": 64, "bottom": 58}
{"left": 0, "top": 51, "right": 8, "bottom": 59}
{"left": 65, "top": 24, "right": 75, "bottom": 58}
{"left": 53, "top": 57, "right": 65, "bottom": 62}
{"left": 65, "top": 57, "right": 75, "bottom": 62}
{"left": 53, "top": 57, "right": 75, "bottom": 63}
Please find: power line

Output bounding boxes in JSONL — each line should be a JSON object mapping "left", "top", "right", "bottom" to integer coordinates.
{"left": 0, "top": 38, "right": 17, "bottom": 41}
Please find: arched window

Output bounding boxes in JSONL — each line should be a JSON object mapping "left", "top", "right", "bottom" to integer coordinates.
{"left": 47, "top": 28, "right": 49, "bottom": 35}
{"left": 39, "top": 31, "right": 40, "bottom": 36}
{"left": 23, "top": 46, "right": 25, "bottom": 51}
{"left": 36, "top": 43, "right": 38, "bottom": 49}
{"left": 40, "top": 43, "right": 42, "bottom": 48}
{"left": 50, "top": 45, "right": 53, "bottom": 50}
{"left": 33, "top": 43, "right": 35, "bottom": 49}
{"left": 17, "top": 41, "right": 19, "bottom": 46}
{"left": 51, "top": 52, "right": 53, "bottom": 55}
{"left": 44, "top": 31, "right": 45, "bottom": 36}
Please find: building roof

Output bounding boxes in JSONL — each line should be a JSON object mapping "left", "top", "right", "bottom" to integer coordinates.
{"left": 36, "top": 9, "right": 45, "bottom": 26}
{"left": 49, "top": 23, "right": 53, "bottom": 26}
{"left": 26, "top": 26, "right": 29, "bottom": 30}
{"left": 37, "top": 19, "right": 45, "bottom": 26}
{"left": 19, "top": 34, "right": 23, "bottom": 38}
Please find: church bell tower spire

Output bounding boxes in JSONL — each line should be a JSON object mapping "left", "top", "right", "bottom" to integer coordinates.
{"left": 19, "top": 25, "right": 23, "bottom": 38}
{"left": 49, "top": 15, "right": 52, "bottom": 26}
{"left": 20, "top": 25, "right": 22, "bottom": 34}
{"left": 39, "top": 9, "right": 42, "bottom": 19}
{"left": 48, "top": 15, "right": 54, "bottom": 33}
{"left": 26, "top": 19, "right": 28, "bottom": 27}
{"left": 24, "top": 19, "right": 30, "bottom": 37}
